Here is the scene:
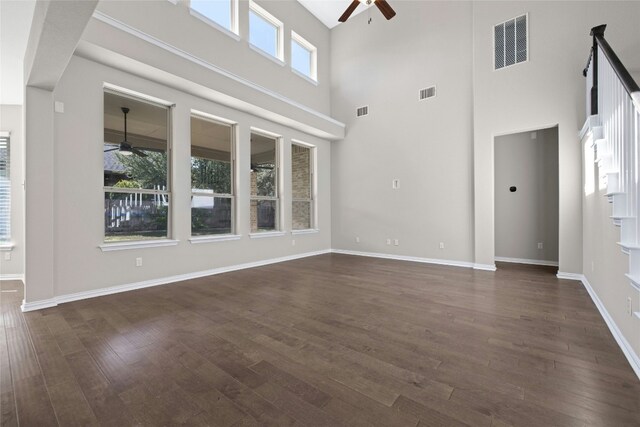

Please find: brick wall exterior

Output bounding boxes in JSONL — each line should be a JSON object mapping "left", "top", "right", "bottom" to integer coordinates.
{"left": 250, "top": 171, "right": 258, "bottom": 232}
{"left": 292, "top": 145, "right": 311, "bottom": 230}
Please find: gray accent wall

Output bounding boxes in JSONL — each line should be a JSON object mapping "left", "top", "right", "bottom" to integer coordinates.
{"left": 494, "top": 127, "right": 559, "bottom": 263}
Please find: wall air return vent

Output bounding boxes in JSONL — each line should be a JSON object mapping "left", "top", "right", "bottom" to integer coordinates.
{"left": 419, "top": 86, "right": 436, "bottom": 100}
{"left": 494, "top": 14, "right": 528, "bottom": 70}
{"left": 356, "top": 106, "right": 369, "bottom": 117}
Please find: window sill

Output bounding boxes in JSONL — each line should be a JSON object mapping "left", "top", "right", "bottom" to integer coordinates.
{"left": 292, "top": 229, "right": 319, "bottom": 235}
{"left": 189, "top": 8, "right": 241, "bottom": 41}
{"left": 249, "top": 44, "right": 285, "bottom": 67}
{"left": 0, "top": 243, "right": 14, "bottom": 252}
{"left": 189, "top": 234, "right": 242, "bottom": 244}
{"left": 291, "top": 68, "right": 318, "bottom": 86}
{"left": 99, "top": 239, "right": 179, "bottom": 252}
{"left": 249, "top": 231, "right": 286, "bottom": 239}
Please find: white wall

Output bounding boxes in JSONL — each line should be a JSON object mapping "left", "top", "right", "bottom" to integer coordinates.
{"left": 23, "top": 54, "right": 330, "bottom": 303}
{"left": 582, "top": 134, "right": 640, "bottom": 370}
{"left": 330, "top": 1, "right": 475, "bottom": 264}
{"left": 495, "top": 127, "right": 559, "bottom": 263}
{"left": 94, "top": 0, "right": 331, "bottom": 116}
{"left": 472, "top": 1, "right": 640, "bottom": 273}
{"left": 0, "top": 105, "right": 25, "bottom": 278}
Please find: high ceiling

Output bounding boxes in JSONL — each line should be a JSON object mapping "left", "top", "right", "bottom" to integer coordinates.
{"left": 0, "top": 0, "right": 36, "bottom": 104}
{"left": 297, "top": 0, "right": 372, "bottom": 29}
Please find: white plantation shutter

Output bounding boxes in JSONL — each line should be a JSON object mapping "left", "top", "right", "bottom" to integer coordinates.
{"left": 0, "top": 134, "right": 9, "bottom": 242}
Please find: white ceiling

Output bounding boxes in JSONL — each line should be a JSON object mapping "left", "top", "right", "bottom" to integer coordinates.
{"left": 297, "top": 0, "right": 373, "bottom": 29}
{"left": 0, "top": 0, "right": 36, "bottom": 105}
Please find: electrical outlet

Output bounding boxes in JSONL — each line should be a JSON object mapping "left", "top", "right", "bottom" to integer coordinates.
{"left": 538, "top": 242, "right": 543, "bottom": 250}
{"left": 355, "top": 236, "right": 360, "bottom": 243}
{"left": 135, "top": 257, "right": 143, "bottom": 267}
{"left": 394, "top": 239, "right": 399, "bottom": 246}
{"left": 439, "top": 242, "right": 444, "bottom": 249}
{"left": 3, "top": 252, "right": 10, "bottom": 261}
{"left": 54, "top": 101, "right": 64, "bottom": 113}
{"left": 386, "top": 238, "right": 391, "bottom": 245}
{"left": 291, "top": 239, "right": 296, "bottom": 246}
{"left": 627, "top": 297, "right": 633, "bottom": 316}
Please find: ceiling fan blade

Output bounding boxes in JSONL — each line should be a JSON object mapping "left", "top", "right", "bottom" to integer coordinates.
{"left": 375, "top": 0, "right": 396, "bottom": 20}
{"left": 251, "top": 163, "right": 273, "bottom": 171}
{"left": 104, "top": 147, "right": 119, "bottom": 153}
{"left": 339, "top": 0, "right": 360, "bottom": 22}
{"left": 131, "top": 148, "right": 148, "bottom": 158}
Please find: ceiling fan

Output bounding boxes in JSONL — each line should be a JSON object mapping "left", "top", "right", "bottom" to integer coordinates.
{"left": 339, "top": 0, "right": 396, "bottom": 23}
{"left": 250, "top": 163, "right": 274, "bottom": 172}
{"left": 104, "top": 107, "right": 147, "bottom": 157}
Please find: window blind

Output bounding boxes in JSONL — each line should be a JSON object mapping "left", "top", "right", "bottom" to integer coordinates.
{"left": 0, "top": 135, "right": 10, "bottom": 242}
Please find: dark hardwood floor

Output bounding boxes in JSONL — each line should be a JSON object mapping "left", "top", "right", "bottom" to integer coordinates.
{"left": 1, "top": 254, "right": 639, "bottom": 426}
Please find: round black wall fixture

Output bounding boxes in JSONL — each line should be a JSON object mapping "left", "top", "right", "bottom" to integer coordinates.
{"left": 509, "top": 186, "right": 517, "bottom": 192}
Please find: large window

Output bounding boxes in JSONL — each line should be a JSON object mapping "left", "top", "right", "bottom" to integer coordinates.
{"left": 291, "top": 31, "right": 317, "bottom": 82}
{"left": 291, "top": 143, "right": 315, "bottom": 231}
{"left": 249, "top": 0, "right": 283, "bottom": 61}
{"left": 190, "top": 0, "right": 238, "bottom": 35}
{"left": 250, "top": 131, "right": 279, "bottom": 233}
{"left": 191, "top": 114, "right": 235, "bottom": 236}
{"left": 0, "top": 133, "right": 10, "bottom": 243}
{"left": 103, "top": 91, "right": 171, "bottom": 242}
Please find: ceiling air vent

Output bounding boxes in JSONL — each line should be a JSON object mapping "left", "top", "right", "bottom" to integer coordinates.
{"left": 419, "top": 86, "right": 436, "bottom": 100}
{"left": 356, "top": 106, "right": 369, "bottom": 117}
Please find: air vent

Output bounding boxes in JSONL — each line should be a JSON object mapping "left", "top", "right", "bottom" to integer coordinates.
{"left": 494, "top": 14, "right": 528, "bottom": 70}
{"left": 356, "top": 106, "right": 369, "bottom": 117}
{"left": 419, "top": 86, "right": 436, "bottom": 100}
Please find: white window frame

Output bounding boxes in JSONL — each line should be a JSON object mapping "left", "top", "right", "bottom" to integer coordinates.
{"left": 291, "top": 31, "right": 318, "bottom": 83}
{"left": 189, "top": 111, "right": 238, "bottom": 241}
{"left": 291, "top": 140, "right": 316, "bottom": 232}
{"left": 0, "top": 132, "right": 11, "bottom": 245}
{"left": 249, "top": 128, "right": 283, "bottom": 237}
{"left": 189, "top": 0, "right": 240, "bottom": 40}
{"left": 248, "top": 0, "right": 284, "bottom": 63}
{"left": 101, "top": 87, "right": 174, "bottom": 248}
{"left": 493, "top": 13, "right": 529, "bottom": 71}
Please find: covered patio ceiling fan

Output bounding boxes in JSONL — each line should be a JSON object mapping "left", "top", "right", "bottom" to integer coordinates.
{"left": 104, "top": 107, "right": 147, "bottom": 157}
{"left": 250, "top": 163, "right": 274, "bottom": 172}
{"left": 339, "top": 0, "right": 396, "bottom": 23}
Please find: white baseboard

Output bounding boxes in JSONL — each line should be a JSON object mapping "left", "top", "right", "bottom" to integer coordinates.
{"left": 495, "top": 256, "right": 559, "bottom": 267}
{"left": 473, "top": 263, "right": 497, "bottom": 271}
{"left": 0, "top": 274, "right": 24, "bottom": 282}
{"left": 580, "top": 275, "right": 640, "bottom": 380}
{"left": 21, "top": 249, "right": 331, "bottom": 312}
{"left": 20, "top": 297, "right": 57, "bottom": 312}
{"left": 556, "top": 271, "right": 584, "bottom": 280}
{"left": 331, "top": 249, "right": 476, "bottom": 269}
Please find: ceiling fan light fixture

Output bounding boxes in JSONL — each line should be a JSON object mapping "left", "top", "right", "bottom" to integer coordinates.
{"left": 339, "top": 0, "right": 395, "bottom": 23}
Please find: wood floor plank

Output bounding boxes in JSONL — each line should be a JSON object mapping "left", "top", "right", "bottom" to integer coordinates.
{"left": 13, "top": 376, "right": 58, "bottom": 427}
{"left": 46, "top": 380, "right": 99, "bottom": 427}
{"left": 392, "top": 394, "right": 474, "bottom": 427}
{"left": 2, "top": 255, "right": 639, "bottom": 426}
